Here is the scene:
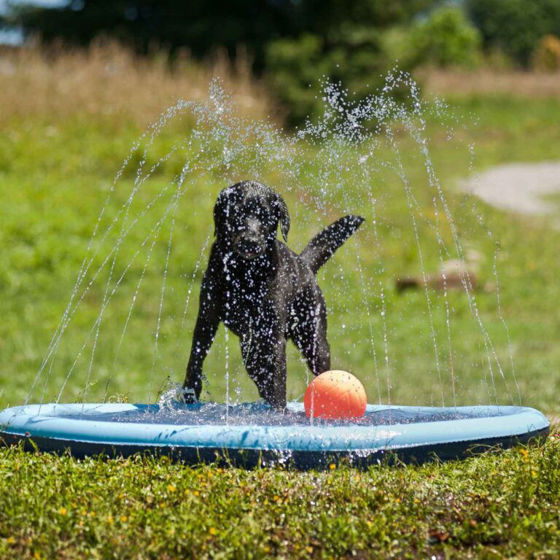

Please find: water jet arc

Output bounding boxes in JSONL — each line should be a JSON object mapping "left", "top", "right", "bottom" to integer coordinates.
{"left": 0, "top": 402, "right": 549, "bottom": 468}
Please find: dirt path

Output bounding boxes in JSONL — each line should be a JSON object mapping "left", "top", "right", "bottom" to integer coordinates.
{"left": 460, "top": 162, "right": 560, "bottom": 214}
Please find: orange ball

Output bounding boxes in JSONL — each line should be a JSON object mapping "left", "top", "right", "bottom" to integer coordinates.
{"left": 304, "top": 370, "right": 367, "bottom": 419}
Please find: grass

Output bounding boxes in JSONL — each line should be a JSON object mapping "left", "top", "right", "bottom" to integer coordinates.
{"left": 1, "top": 434, "right": 559, "bottom": 559}
{"left": 420, "top": 67, "right": 560, "bottom": 99}
{"left": 1, "top": 46, "right": 560, "bottom": 557}
{"left": 3, "top": 94, "right": 560, "bottom": 410}
{"left": 0, "top": 41, "right": 275, "bottom": 127}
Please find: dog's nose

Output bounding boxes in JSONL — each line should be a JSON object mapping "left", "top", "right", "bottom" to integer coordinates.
{"left": 233, "top": 235, "right": 263, "bottom": 259}
{"left": 235, "top": 238, "right": 262, "bottom": 258}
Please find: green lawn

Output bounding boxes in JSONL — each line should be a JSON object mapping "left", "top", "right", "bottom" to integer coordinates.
{"left": 1, "top": 95, "right": 560, "bottom": 410}
{"left": 0, "top": 438, "right": 559, "bottom": 559}
{"left": 1, "top": 91, "right": 560, "bottom": 557}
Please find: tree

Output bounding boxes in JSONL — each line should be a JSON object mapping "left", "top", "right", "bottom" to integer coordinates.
{"left": 408, "top": 5, "right": 481, "bottom": 68}
{"left": 265, "top": 0, "right": 440, "bottom": 124}
{"left": 467, "top": 0, "right": 560, "bottom": 66}
{"left": 12, "top": 0, "right": 295, "bottom": 70}
{"left": 11, "top": 0, "right": 442, "bottom": 124}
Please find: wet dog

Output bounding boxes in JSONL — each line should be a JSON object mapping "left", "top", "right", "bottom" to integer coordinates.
{"left": 182, "top": 181, "right": 364, "bottom": 409}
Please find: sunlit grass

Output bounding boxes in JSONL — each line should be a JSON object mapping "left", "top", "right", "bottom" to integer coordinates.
{"left": 0, "top": 431, "right": 559, "bottom": 559}
{"left": 0, "top": 40, "right": 275, "bottom": 127}
{"left": 2, "top": 95, "right": 560, "bottom": 410}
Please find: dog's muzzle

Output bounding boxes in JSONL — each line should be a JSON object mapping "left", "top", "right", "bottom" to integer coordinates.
{"left": 233, "top": 235, "right": 264, "bottom": 259}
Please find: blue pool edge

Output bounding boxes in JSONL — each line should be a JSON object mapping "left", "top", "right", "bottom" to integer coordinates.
{"left": 0, "top": 402, "right": 551, "bottom": 468}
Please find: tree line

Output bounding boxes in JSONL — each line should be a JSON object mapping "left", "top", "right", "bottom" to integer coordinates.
{"left": 4, "top": 0, "right": 560, "bottom": 123}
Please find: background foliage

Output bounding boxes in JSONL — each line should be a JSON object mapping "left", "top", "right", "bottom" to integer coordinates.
{"left": 5, "top": 0, "right": 560, "bottom": 124}
{"left": 467, "top": 0, "right": 560, "bottom": 67}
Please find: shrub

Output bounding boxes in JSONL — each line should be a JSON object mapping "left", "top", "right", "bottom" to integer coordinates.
{"left": 532, "top": 34, "right": 560, "bottom": 71}
{"left": 467, "top": 0, "right": 560, "bottom": 67}
{"left": 408, "top": 6, "right": 482, "bottom": 68}
{"left": 265, "top": 5, "right": 482, "bottom": 126}
{"left": 265, "top": 25, "right": 402, "bottom": 126}
{"left": 265, "top": 34, "right": 330, "bottom": 126}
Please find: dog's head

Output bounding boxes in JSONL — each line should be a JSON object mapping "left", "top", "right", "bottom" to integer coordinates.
{"left": 213, "top": 181, "right": 290, "bottom": 259}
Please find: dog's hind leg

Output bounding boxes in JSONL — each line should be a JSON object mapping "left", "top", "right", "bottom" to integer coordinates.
{"left": 292, "top": 325, "right": 330, "bottom": 377}
{"left": 290, "top": 297, "right": 331, "bottom": 377}
{"left": 241, "top": 327, "right": 287, "bottom": 409}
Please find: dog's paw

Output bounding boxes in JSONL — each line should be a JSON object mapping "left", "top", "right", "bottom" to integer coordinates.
{"left": 179, "top": 387, "right": 199, "bottom": 404}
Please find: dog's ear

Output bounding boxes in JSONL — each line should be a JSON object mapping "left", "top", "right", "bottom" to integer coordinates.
{"left": 273, "top": 193, "right": 290, "bottom": 241}
{"left": 213, "top": 187, "right": 234, "bottom": 237}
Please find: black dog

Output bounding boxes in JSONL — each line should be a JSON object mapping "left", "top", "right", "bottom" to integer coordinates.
{"left": 182, "top": 181, "right": 364, "bottom": 409}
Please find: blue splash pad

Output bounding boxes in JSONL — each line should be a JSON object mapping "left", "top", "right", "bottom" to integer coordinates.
{"left": 0, "top": 402, "right": 549, "bottom": 468}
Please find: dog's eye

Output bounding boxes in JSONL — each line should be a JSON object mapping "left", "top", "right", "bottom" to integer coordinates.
{"left": 254, "top": 206, "right": 271, "bottom": 221}
{"left": 245, "top": 200, "right": 260, "bottom": 215}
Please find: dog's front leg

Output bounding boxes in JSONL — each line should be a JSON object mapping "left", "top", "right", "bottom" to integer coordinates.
{"left": 241, "top": 325, "right": 287, "bottom": 410}
{"left": 183, "top": 275, "right": 220, "bottom": 402}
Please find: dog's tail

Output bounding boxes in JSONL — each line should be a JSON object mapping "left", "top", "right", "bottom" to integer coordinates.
{"left": 300, "top": 215, "right": 365, "bottom": 274}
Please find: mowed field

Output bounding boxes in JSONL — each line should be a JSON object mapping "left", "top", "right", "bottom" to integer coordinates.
{"left": 0, "top": 45, "right": 559, "bottom": 558}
